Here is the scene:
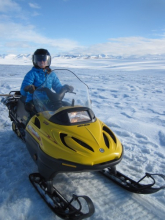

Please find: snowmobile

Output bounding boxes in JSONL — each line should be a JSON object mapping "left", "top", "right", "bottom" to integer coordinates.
{"left": 1, "top": 69, "right": 165, "bottom": 220}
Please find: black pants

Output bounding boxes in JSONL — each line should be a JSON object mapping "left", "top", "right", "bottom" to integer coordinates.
{"left": 25, "top": 101, "right": 37, "bottom": 116}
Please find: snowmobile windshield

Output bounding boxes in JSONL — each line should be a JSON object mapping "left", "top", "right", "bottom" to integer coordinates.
{"left": 33, "top": 69, "right": 92, "bottom": 122}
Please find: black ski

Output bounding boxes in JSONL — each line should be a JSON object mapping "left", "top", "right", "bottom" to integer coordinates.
{"left": 29, "top": 173, "right": 95, "bottom": 220}
{"left": 100, "top": 167, "right": 165, "bottom": 194}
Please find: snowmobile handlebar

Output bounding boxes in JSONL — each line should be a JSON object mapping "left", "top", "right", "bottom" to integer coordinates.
{"left": 34, "top": 86, "right": 76, "bottom": 111}
{"left": 36, "top": 86, "right": 75, "bottom": 101}
{"left": 37, "top": 87, "right": 67, "bottom": 101}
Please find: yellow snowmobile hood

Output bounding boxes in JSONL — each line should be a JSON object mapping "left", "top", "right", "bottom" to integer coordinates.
{"left": 27, "top": 114, "right": 123, "bottom": 166}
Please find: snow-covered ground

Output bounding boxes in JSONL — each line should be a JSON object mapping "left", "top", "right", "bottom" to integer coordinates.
{"left": 0, "top": 57, "right": 165, "bottom": 220}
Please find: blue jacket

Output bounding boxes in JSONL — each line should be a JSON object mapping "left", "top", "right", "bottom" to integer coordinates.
{"left": 20, "top": 67, "right": 63, "bottom": 102}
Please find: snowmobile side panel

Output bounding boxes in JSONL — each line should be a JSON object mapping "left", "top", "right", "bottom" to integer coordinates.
{"left": 25, "top": 130, "right": 39, "bottom": 163}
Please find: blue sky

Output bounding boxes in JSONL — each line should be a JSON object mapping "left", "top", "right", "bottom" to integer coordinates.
{"left": 0, "top": 0, "right": 165, "bottom": 56}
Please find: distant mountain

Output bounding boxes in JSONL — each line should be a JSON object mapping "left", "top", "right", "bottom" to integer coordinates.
{"left": 0, "top": 54, "right": 122, "bottom": 65}
{"left": 0, "top": 53, "right": 116, "bottom": 60}
{"left": 0, "top": 53, "right": 165, "bottom": 65}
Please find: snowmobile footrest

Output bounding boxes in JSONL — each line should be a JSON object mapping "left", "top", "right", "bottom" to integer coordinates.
{"left": 29, "top": 173, "right": 95, "bottom": 220}
{"left": 100, "top": 167, "right": 165, "bottom": 194}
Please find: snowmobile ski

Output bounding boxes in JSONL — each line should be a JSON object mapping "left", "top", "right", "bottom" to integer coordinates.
{"left": 101, "top": 167, "right": 165, "bottom": 194}
{"left": 29, "top": 173, "right": 95, "bottom": 220}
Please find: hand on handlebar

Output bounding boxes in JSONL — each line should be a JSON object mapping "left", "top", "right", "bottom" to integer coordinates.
{"left": 63, "top": 85, "right": 74, "bottom": 93}
{"left": 24, "top": 85, "right": 35, "bottom": 94}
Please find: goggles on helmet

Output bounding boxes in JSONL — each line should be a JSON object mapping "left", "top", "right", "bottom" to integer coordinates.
{"left": 33, "top": 54, "right": 51, "bottom": 67}
{"left": 33, "top": 54, "right": 50, "bottom": 62}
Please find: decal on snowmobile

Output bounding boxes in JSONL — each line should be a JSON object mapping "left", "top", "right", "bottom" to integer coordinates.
{"left": 99, "top": 148, "right": 105, "bottom": 153}
{"left": 77, "top": 123, "right": 90, "bottom": 127}
{"left": 45, "top": 132, "right": 58, "bottom": 144}
{"left": 43, "top": 120, "right": 49, "bottom": 125}
{"left": 27, "top": 124, "right": 41, "bottom": 142}
{"left": 62, "top": 163, "right": 77, "bottom": 168}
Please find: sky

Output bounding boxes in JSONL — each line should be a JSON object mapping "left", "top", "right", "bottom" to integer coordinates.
{"left": 1, "top": 0, "right": 165, "bottom": 56}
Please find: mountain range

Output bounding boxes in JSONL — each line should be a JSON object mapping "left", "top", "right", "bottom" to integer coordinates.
{"left": 1, "top": 53, "right": 165, "bottom": 61}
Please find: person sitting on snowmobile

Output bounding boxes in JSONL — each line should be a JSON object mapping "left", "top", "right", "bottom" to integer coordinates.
{"left": 20, "top": 48, "right": 73, "bottom": 114}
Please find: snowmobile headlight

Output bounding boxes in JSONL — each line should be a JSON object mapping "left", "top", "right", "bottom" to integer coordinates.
{"left": 68, "top": 111, "right": 90, "bottom": 123}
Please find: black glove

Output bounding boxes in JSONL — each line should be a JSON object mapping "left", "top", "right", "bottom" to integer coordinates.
{"left": 63, "top": 85, "right": 74, "bottom": 92}
{"left": 24, "top": 85, "right": 35, "bottom": 94}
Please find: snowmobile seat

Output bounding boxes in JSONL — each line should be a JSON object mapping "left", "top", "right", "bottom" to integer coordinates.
{"left": 20, "top": 96, "right": 26, "bottom": 103}
{"left": 16, "top": 98, "right": 31, "bottom": 125}
{"left": 18, "top": 95, "right": 37, "bottom": 117}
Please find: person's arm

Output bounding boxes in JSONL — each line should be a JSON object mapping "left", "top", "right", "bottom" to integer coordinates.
{"left": 20, "top": 70, "right": 35, "bottom": 102}
{"left": 52, "top": 72, "right": 74, "bottom": 93}
{"left": 52, "top": 73, "right": 63, "bottom": 93}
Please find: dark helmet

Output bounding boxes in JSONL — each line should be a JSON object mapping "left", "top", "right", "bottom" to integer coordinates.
{"left": 32, "top": 48, "right": 51, "bottom": 68}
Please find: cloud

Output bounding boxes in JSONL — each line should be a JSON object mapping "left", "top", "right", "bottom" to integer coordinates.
{"left": 29, "top": 3, "right": 40, "bottom": 9}
{"left": 70, "top": 36, "right": 165, "bottom": 57}
{"left": 31, "top": 11, "right": 40, "bottom": 17}
{"left": 0, "top": 22, "right": 80, "bottom": 53}
{"left": 0, "top": 0, "right": 21, "bottom": 12}
{"left": 5, "top": 41, "right": 31, "bottom": 48}
{"left": 1, "top": 17, "right": 165, "bottom": 56}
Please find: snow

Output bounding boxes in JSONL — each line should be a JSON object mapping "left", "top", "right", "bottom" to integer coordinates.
{"left": 0, "top": 57, "right": 165, "bottom": 220}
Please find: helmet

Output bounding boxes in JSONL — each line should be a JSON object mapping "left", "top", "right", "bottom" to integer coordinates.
{"left": 32, "top": 49, "right": 51, "bottom": 68}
